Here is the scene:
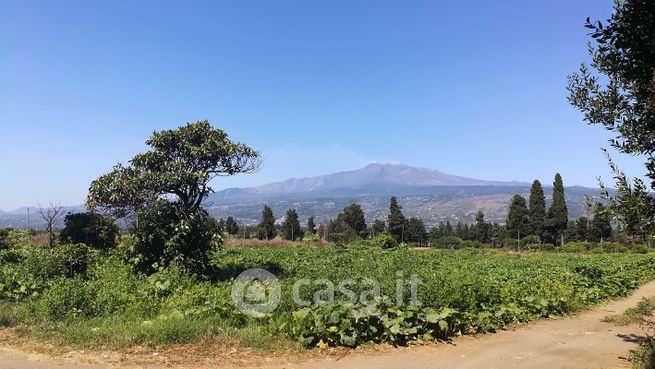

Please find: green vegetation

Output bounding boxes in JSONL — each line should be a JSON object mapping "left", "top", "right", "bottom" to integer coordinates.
{"left": 2, "top": 239, "right": 655, "bottom": 350}
{"left": 602, "top": 297, "right": 655, "bottom": 326}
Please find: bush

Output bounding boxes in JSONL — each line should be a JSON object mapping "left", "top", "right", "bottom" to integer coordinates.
{"left": 371, "top": 234, "right": 398, "bottom": 249}
{"left": 461, "top": 240, "right": 486, "bottom": 249}
{"left": 521, "top": 235, "right": 541, "bottom": 249}
{"left": 129, "top": 201, "right": 222, "bottom": 276}
{"left": 432, "top": 236, "right": 463, "bottom": 249}
{"left": 54, "top": 243, "right": 97, "bottom": 277}
{"left": 536, "top": 243, "right": 557, "bottom": 252}
{"left": 59, "top": 212, "right": 119, "bottom": 250}
{"left": 560, "top": 242, "right": 591, "bottom": 253}
{"left": 0, "top": 228, "right": 10, "bottom": 250}
{"left": 632, "top": 244, "right": 650, "bottom": 254}
{"left": 600, "top": 242, "right": 629, "bottom": 253}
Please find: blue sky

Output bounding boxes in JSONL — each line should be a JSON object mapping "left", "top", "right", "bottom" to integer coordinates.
{"left": 0, "top": 0, "right": 647, "bottom": 210}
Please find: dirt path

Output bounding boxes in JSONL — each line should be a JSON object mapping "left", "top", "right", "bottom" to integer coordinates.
{"left": 3, "top": 281, "right": 655, "bottom": 369}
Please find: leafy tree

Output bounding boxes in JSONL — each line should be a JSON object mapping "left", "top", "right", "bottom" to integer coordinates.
{"left": 474, "top": 210, "right": 489, "bottom": 243}
{"left": 444, "top": 221, "right": 453, "bottom": 237}
{"left": 599, "top": 152, "right": 654, "bottom": 244}
{"left": 129, "top": 200, "right": 221, "bottom": 275}
{"left": 387, "top": 197, "right": 406, "bottom": 242}
{"left": 405, "top": 217, "right": 427, "bottom": 245}
{"left": 338, "top": 204, "right": 367, "bottom": 237}
{"left": 225, "top": 216, "right": 239, "bottom": 236}
{"left": 257, "top": 205, "right": 277, "bottom": 240}
{"left": 87, "top": 120, "right": 261, "bottom": 218}
{"left": 506, "top": 195, "right": 529, "bottom": 241}
{"left": 281, "top": 209, "right": 304, "bottom": 241}
{"left": 589, "top": 203, "right": 613, "bottom": 243}
{"left": 546, "top": 173, "right": 568, "bottom": 245}
{"left": 528, "top": 180, "right": 546, "bottom": 238}
{"left": 371, "top": 219, "right": 386, "bottom": 237}
{"left": 59, "top": 212, "right": 119, "bottom": 250}
{"left": 568, "top": 0, "right": 655, "bottom": 190}
{"left": 307, "top": 216, "right": 316, "bottom": 234}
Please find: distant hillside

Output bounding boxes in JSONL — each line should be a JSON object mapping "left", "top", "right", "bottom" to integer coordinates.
{"left": 0, "top": 164, "right": 603, "bottom": 228}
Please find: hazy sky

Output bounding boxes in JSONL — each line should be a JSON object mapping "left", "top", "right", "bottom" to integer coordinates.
{"left": 0, "top": 0, "right": 647, "bottom": 210}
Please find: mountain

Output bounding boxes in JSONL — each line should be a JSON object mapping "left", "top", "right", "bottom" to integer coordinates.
{"left": 211, "top": 163, "right": 527, "bottom": 202}
{"left": 204, "top": 163, "right": 601, "bottom": 227}
{"left": 0, "top": 164, "right": 602, "bottom": 228}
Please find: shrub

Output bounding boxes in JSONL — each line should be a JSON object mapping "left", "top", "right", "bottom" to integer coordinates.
{"left": 600, "top": 242, "right": 629, "bottom": 253}
{"left": 54, "top": 243, "right": 97, "bottom": 277}
{"left": 59, "top": 212, "right": 119, "bottom": 250}
{"left": 521, "top": 235, "right": 541, "bottom": 249}
{"left": 371, "top": 234, "right": 398, "bottom": 249}
{"left": 536, "top": 243, "right": 556, "bottom": 252}
{"left": 129, "top": 201, "right": 222, "bottom": 276}
{"left": 432, "top": 236, "right": 463, "bottom": 249}
{"left": 461, "top": 240, "right": 486, "bottom": 249}
{"left": 0, "top": 228, "right": 10, "bottom": 250}
{"left": 632, "top": 244, "right": 650, "bottom": 254}
{"left": 560, "top": 242, "right": 591, "bottom": 253}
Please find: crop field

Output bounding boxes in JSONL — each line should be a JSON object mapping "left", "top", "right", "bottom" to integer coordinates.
{"left": 1, "top": 245, "right": 655, "bottom": 350}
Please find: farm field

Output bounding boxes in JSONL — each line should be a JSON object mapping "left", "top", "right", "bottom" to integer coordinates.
{"left": 2, "top": 244, "right": 655, "bottom": 351}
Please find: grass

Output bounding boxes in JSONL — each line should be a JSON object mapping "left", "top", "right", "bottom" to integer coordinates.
{"left": 603, "top": 297, "right": 655, "bottom": 326}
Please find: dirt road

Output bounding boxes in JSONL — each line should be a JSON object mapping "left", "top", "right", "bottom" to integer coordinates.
{"left": 3, "top": 281, "right": 655, "bottom": 369}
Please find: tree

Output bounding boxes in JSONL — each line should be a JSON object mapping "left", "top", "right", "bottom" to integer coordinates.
{"left": 474, "top": 210, "right": 489, "bottom": 243}
{"left": 371, "top": 219, "right": 386, "bottom": 237}
{"left": 405, "top": 217, "right": 427, "bottom": 245}
{"left": 528, "top": 180, "right": 546, "bottom": 238}
{"left": 129, "top": 200, "right": 221, "bottom": 275}
{"left": 87, "top": 120, "right": 261, "bottom": 219}
{"left": 59, "top": 212, "right": 119, "bottom": 249}
{"left": 257, "top": 205, "right": 276, "bottom": 240}
{"left": 281, "top": 209, "right": 304, "bottom": 241}
{"left": 337, "top": 204, "right": 367, "bottom": 237}
{"left": 38, "top": 203, "right": 65, "bottom": 248}
{"left": 307, "top": 216, "right": 316, "bottom": 234}
{"left": 506, "top": 195, "right": 529, "bottom": 242}
{"left": 546, "top": 173, "right": 568, "bottom": 245}
{"left": 567, "top": 217, "right": 589, "bottom": 242}
{"left": 225, "top": 216, "right": 239, "bottom": 236}
{"left": 589, "top": 203, "right": 613, "bottom": 243}
{"left": 568, "top": 0, "right": 655, "bottom": 190}
{"left": 599, "top": 152, "right": 654, "bottom": 244}
{"left": 387, "top": 197, "right": 406, "bottom": 242}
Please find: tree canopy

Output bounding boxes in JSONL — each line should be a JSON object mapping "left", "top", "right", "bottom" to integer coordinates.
{"left": 87, "top": 120, "right": 261, "bottom": 218}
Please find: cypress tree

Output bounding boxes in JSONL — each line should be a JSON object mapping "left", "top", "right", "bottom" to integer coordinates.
{"left": 547, "top": 173, "right": 568, "bottom": 245}
{"left": 257, "top": 205, "right": 276, "bottom": 240}
{"left": 225, "top": 216, "right": 239, "bottom": 235}
{"left": 281, "top": 209, "right": 304, "bottom": 241}
{"left": 506, "top": 195, "right": 529, "bottom": 240}
{"left": 475, "top": 210, "right": 488, "bottom": 243}
{"left": 387, "top": 196, "right": 406, "bottom": 242}
{"left": 528, "top": 180, "right": 546, "bottom": 239}
{"left": 307, "top": 216, "right": 316, "bottom": 234}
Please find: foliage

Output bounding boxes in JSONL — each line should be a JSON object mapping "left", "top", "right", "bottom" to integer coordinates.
{"left": 307, "top": 216, "right": 316, "bottom": 234}
{"left": 225, "top": 216, "right": 239, "bottom": 236}
{"left": 431, "top": 236, "right": 463, "bottom": 249}
{"left": 281, "top": 209, "right": 304, "bottom": 241}
{"left": 128, "top": 201, "right": 222, "bottom": 275}
{"left": 337, "top": 204, "right": 367, "bottom": 238}
{"left": 0, "top": 228, "right": 10, "bottom": 250}
{"left": 387, "top": 197, "right": 406, "bottom": 243}
{"left": 59, "top": 212, "right": 119, "bottom": 250}
{"left": 567, "top": 0, "right": 655, "bottom": 190}
{"left": 589, "top": 203, "right": 613, "bottom": 242}
{"left": 506, "top": 195, "right": 529, "bottom": 240}
{"left": 528, "top": 180, "right": 546, "bottom": 238}
{"left": 405, "top": 217, "right": 427, "bottom": 245}
{"left": 371, "top": 219, "right": 386, "bottom": 237}
{"left": 86, "top": 121, "right": 261, "bottom": 218}
{"left": 257, "top": 205, "right": 277, "bottom": 240}
{"left": 371, "top": 234, "right": 398, "bottom": 249}
{"left": 54, "top": 243, "right": 97, "bottom": 277}
{"left": 546, "top": 173, "right": 569, "bottom": 244}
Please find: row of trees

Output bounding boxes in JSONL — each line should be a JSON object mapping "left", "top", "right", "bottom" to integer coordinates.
{"left": 243, "top": 173, "right": 619, "bottom": 247}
